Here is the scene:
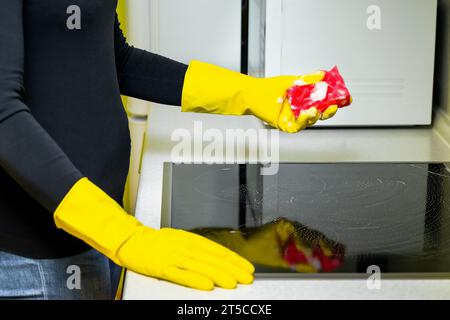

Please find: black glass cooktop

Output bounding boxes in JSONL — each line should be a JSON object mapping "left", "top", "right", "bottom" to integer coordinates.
{"left": 161, "top": 163, "right": 450, "bottom": 278}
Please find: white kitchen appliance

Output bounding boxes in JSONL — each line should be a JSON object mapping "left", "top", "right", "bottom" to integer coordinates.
{"left": 249, "top": 0, "right": 438, "bottom": 126}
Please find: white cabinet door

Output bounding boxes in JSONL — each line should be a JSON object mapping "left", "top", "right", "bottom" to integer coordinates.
{"left": 264, "top": 0, "right": 437, "bottom": 126}
{"left": 149, "top": 0, "right": 242, "bottom": 71}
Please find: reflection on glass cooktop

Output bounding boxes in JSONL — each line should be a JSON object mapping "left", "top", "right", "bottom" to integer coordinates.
{"left": 161, "top": 163, "right": 450, "bottom": 277}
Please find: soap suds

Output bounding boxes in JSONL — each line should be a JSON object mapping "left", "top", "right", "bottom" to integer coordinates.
{"left": 310, "top": 82, "right": 328, "bottom": 101}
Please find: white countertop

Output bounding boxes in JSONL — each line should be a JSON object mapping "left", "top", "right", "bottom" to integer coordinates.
{"left": 123, "top": 104, "right": 450, "bottom": 300}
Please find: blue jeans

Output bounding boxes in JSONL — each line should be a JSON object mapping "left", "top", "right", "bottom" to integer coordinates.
{"left": 0, "top": 249, "right": 121, "bottom": 300}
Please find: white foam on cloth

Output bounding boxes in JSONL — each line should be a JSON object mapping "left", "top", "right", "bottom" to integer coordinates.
{"left": 310, "top": 81, "right": 328, "bottom": 101}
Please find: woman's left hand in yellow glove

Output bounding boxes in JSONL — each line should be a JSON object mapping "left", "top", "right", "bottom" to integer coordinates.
{"left": 54, "top": 178, "right": 254, "bottom": 291}
{"left": 181, "top": 61, "right": 339, "bottom": 133}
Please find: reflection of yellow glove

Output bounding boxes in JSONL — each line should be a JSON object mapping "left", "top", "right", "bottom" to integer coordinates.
{"left": 54, "top": 178, "right": 254, "bottom": 291}
{"left": 193, "top": 219, "right": 340, "bottom": 273}
{"left": 237, "top": 219, "right": 319, "bottom": 273}
{"left": 181, "top": 61, "right": 339, "bottom": 133}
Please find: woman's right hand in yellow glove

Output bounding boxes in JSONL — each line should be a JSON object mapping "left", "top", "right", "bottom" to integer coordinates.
{"left": 54, "top": 178, "right": 254, "bottom": 291}
{"left": 117, "top": 227, "right": 255, "bottom": 290}
{"left": 181, "top": 61, "right": 340, "bottom": 134}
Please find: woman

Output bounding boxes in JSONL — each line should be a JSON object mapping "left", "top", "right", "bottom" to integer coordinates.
{"left": 0, "top": 1, "right": 339, "bottom": 299}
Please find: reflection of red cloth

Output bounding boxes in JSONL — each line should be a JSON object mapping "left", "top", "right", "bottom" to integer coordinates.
{"left": 283, "top": 239, "right": 308, "bottom": 265}
{"left": 287, "top": 66, "right": 351, "bottom": 118}
{"left": 283, "top": 238, "right": 343, "bottom": 272}
{"left": 312, "top": 247, "right": 343, "bottom": 272}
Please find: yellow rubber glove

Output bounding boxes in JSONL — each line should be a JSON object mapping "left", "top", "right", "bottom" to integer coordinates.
{"left": 182, "top": 61, "right": 339, "bottom": 133}
{"left": 192, "top": 219, "right": 344, "bottom": 273}
{"left": 54, "top": 178, "right": 255, "bottom": 291}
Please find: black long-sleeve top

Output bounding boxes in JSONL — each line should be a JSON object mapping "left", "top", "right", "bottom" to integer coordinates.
{"left": 0, "top": 0, "right": 188, "bottom": 258}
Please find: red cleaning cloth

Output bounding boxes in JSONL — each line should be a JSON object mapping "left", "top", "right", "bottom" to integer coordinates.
{"left": 286, "top": 66, "right": 352, "bottom": 118}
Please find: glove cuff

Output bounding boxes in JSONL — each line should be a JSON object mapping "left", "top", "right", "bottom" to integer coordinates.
{"left": 53, "top": 178, "right": 144, "bottom": 265}
{"left": 181, "top": 60, "right": 255, "bottom": 116}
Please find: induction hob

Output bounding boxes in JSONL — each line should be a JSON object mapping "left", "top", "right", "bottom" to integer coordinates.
{"left": 161, "top": 163, "right": 450, "bottom": 278}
